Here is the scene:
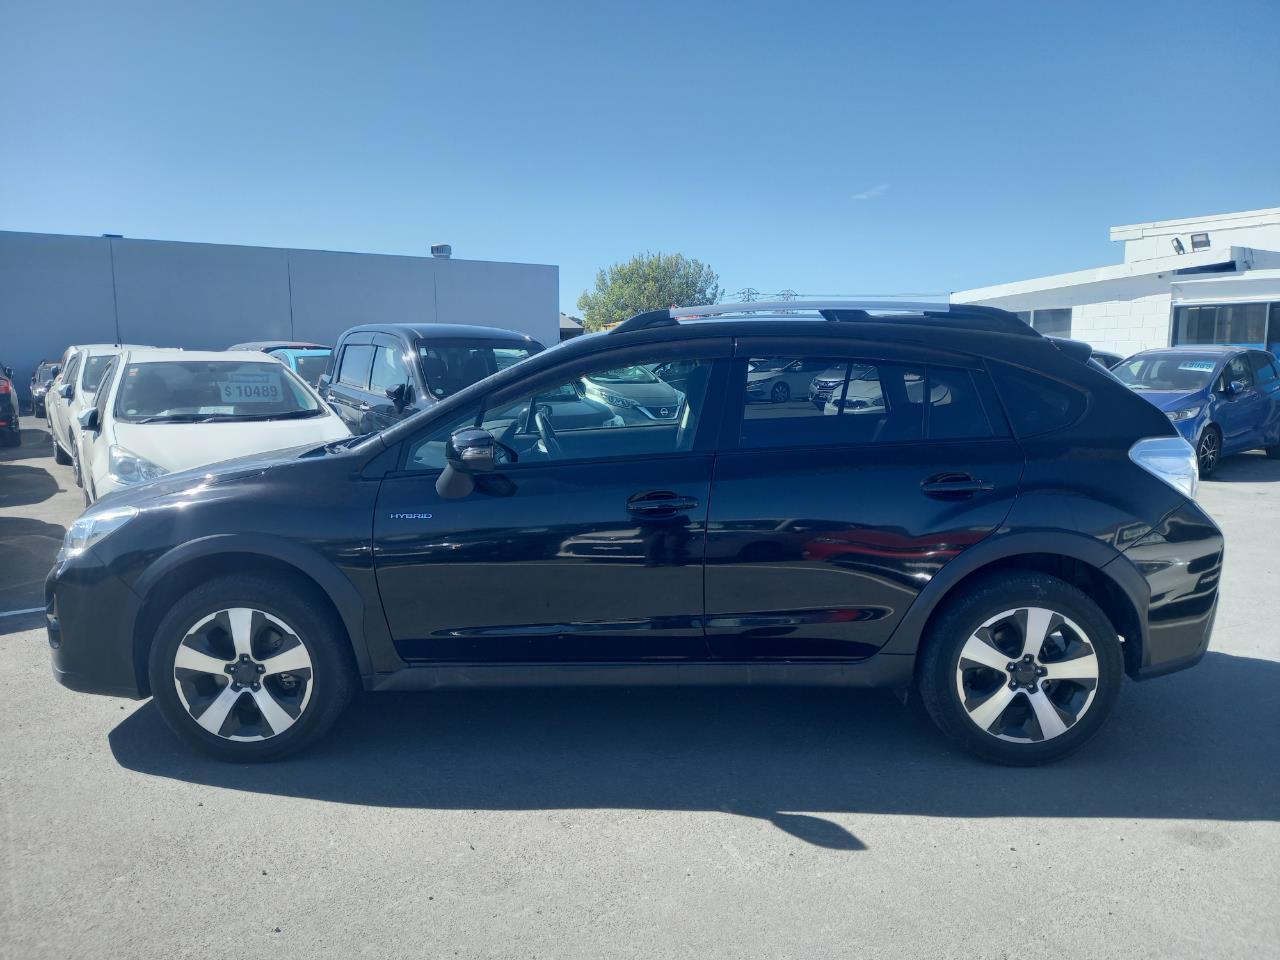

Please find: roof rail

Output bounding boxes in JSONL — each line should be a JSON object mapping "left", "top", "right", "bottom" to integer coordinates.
{"left": 608, "top": 299, "right": 1036, "bottom": 337}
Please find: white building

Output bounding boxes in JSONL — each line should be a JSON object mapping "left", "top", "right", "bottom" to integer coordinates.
{"left": 955, "top": 207, "right": 1280, "bottom": 357}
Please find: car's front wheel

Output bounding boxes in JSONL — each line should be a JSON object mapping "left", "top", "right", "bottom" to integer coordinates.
{"left": 148, "top": 575, "right": 357, "bottom": 761}
{"left": 918, "top": 572, "right": 1123, "bottom": 765}
{"left": 1197, "top": 424, "right": 1221, "bottom": 477}
{"left": 53, "top": 436, "right": 72, "bottom": 464}
{"left": 770, "top": 382, "right": 790, "bottom": 403}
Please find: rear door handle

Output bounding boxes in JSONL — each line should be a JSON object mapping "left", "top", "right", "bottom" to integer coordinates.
{"left": 921, "top": 474, "right": 995, "bottom": 498}
{"left": 627, "top": 491, "right": 700, "bottom": 516}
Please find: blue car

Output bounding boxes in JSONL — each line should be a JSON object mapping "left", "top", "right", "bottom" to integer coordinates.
{"left": 226, "top": 340, "right": 333, "bottom": 388}
{"left": 1112, "top": 346, "right": 1280, "bottom": 476}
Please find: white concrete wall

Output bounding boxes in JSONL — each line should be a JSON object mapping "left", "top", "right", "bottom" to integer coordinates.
{"left": 0, "top": 231, "right": 558, "bottom": 388}
{"left": 1115, "top": 208, "right": 1280, "bottom": 263}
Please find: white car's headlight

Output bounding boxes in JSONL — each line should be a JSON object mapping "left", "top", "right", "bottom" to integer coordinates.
{"left": 58, "top": 506, "right": 138, "bottom": 561}
{"left": 109, "top": 445, "right": 168, "bottom": 484}
{"left": 1167, "top": 405, "right": 1202, "bottom": 422}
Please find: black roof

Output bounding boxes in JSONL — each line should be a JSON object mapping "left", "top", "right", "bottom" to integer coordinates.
{"left": 339, "top": 323, "right": 543, "bottom": 343}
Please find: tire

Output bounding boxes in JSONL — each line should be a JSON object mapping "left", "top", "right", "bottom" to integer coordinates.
{"left": 1197, "top": 424, "right": 1221, "bottom": 477}
{"left": 147, "top": 575, "right": 358, "bottom": 762}
{"left": 53, "top": 436, "right": 72, "bottom": 465}
{"left": 771, "top": 382, "right": 790, "bottom": 403}
{"left": 917, "top": 572, "right": 1123, "bottom": 765}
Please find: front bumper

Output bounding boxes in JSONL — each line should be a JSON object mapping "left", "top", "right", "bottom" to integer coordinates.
{"left": 46, "top": 554, "right": 146, "bottom": 699}
{"left": 1119, "top": 499, "right": 1223, "bottom": 679}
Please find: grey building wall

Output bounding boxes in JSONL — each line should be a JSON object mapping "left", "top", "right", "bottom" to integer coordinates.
{"left": 0, "top": 231, "right": 559, "bottom": 392}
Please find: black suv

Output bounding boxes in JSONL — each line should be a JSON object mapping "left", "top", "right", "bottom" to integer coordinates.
{"left": 318, "top": 323, "right": 544, "bottom": 434}
{"left": 46, "top": 301, "right": 1222, "bottom": 765}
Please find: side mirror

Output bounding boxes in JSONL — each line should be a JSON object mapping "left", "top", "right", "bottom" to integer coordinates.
{"left": 385, "top": 382, "right": 408, "bottom": 406}
{"left": 436, "top": 427, "right": 498, "bottom": 499}
{"left": 1227, "top": 379, "right": 1248, "bottom": 396}
{"left": 78, "top": 408, "right": 100, "bottom": 432}
{"left": 59, "top": 382, "right": 75, "bottom": 400}
{"left": 52, "top": 365, "right": 61, "bottom": 377}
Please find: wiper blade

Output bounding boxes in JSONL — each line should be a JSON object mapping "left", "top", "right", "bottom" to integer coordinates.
{"left": 196, "top": 410, "right": 322, "bottom": 423}
{"left": 133, "top": 414, "right": 208, "bottom": 423}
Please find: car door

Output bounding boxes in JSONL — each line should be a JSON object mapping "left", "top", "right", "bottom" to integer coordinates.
{"left": 81, "top": 359, "right": 117, "bottom": 502}
{"left": 325, "top": 340, "right": 375, "bottom": 433}
{"left": 367, "top": 336, "right": 416, "bottom": 429}
{"left": 1247, "top": 351, "right": 1280, "bottom": 449}
{"left": 704, "top": 339, "right": 1024, "bottom": 660}
{"left": 50, "top": 351, "right": 82, "bottom": 450}
{"left": 1214, "top": 353, "right": 1260, "bottom": 453}
{"left": 372, "top": 341, "right": 729, "bottom": 663}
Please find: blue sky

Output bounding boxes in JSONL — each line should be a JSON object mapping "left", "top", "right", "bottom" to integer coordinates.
{"left": 2, "top": 0, "right": 1277, "bottom": 312}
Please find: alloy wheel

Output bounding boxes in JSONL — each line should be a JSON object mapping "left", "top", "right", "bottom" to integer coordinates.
{"left": 172, "top": 607, "right": 315, "bottom": 741}
{"left": 771, "top": 382, "right": 790, "bottom": 403}
{"left": 954, "top": 607, "right": 1100, "bottom": 743}
{"left": 1198, "top": 430, "right": 1219, "bottom": 474}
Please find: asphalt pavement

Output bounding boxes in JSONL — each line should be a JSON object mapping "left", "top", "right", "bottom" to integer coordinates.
{"left": 1, "top": 416, "right": 1277, "bottom": 960}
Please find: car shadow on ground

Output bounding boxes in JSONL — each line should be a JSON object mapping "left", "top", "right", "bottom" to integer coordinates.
{"left": 1208, "top": 451, "right": 1280, "bottom": 483}
{"left": 0, "top": 516, "right": 65, "bottom": 624}
{"left": 110, "top": 650, "right": 1278, "bottom": 849}
{"left": 0, "top": 424, "right": 59, "bottom": 465}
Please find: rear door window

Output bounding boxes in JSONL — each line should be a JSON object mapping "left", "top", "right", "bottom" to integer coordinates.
{"left": 1247, "top": 352, "right": 1277, "bottom": 386}
{"left": 337, "top": 344, "right": 374, "bottom": 388}
{"left": 988, "top": 363, "right": 1087, "bottom": 437}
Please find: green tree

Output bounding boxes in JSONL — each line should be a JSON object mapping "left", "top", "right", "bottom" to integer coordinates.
{"left": 576, "top": 252, "right": 723, "bottom": 332}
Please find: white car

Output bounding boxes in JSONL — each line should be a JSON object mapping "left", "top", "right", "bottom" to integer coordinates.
{"left": 47, "top": 343, "right": 153, "bottom": 481}
{"left": 77, "top": 349, "right": 351, "bottom": 504}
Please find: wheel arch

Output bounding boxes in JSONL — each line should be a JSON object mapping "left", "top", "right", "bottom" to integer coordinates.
{"left": 883, "top": 531, "right": 1150, "bottom": 679}
{"left": 130, "top": 536, "right": 372, "bottom": 696}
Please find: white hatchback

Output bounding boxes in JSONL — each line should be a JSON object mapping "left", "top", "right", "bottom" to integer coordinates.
{"left": 78, "top": 349, "right": 351, "bottom": 504}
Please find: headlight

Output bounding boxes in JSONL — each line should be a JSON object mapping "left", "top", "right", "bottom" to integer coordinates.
{"left": 1167, "top": 406, "right": 1202, "bottom": 422}
{"left": 109, "top": 445, "right": 169, "bottom": 484}
{"left": 588, "top": 388, "right": 636, "bottom": 408}
{"left": 58, "top": 506, "right": 138, "bottom": 561}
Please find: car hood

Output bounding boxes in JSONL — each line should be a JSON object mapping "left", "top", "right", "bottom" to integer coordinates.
{"left": 1130, "top": 389, "right": 1207, "bottom": 412}
{"left": 587, "top": 380, "right": 679, "bottom": 404}
{"left": 112, "top": 416, "right": 351, "bottom": 476}
{"left": 746, "top": 370, "right": 787, "bottom": 384}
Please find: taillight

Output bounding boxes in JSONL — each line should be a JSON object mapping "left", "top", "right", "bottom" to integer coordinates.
{"left": 0, "top": 378, "right": 11, "bottom": 394}
{"left": 1129, "top": 436, "right": 1198, "bottom": 499}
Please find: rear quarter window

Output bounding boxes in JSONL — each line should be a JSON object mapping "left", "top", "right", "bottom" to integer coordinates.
{"left": 988, "top": 363, "right": 1088, "bottom": 437}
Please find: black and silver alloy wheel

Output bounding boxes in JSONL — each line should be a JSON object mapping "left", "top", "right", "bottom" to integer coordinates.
{"left": 149, "top": 575, "right": 356, "bottom": 761}
{"left": 918, "top": 572, "right": 1123, "bottom": 765}
{"left": 173, "top": 607, "right": 315, "bottom": 741}
{"left": 1197, "top": 427, "right": 1220, "bottom": 476}
{"left": 955, "top": 607, "right": 1099, "bottom": 743}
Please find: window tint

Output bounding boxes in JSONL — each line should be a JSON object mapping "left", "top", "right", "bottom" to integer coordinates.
{"left": 94, "top": 361, "right": 115, "bottom": 421}
{"left": 1224, "top": 354, "right": 1254, "bottom": 388}
{"left": 740, "top": 357, "right": 924, "bottom": 447}
{"left": 337, "top": 344, "right": 374, "bottom": 387}
{"left": 418, "top": 339, "right": 538, "bottom": 399}
{"left": 406, "top": 357, "right": 713, "bottom": 471}
{"left": 81, "top": 354, "right": 115, "bottom": 393}
{"left": 1249, "top": 352, "right": 1279, "bottom": 385}
{"left": 926, "top": 367, "right": 1003, "bottom": 440}
{"left": 989, "top": 363, "right": 1087, "bottom": 437}
{"left": 370, "top": 345, "right": 411, "bottom": 395}
{"left": 62, "top": 354, "right": 81, "bottom": 392}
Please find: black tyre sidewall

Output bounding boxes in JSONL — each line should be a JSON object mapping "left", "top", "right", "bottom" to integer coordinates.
{"left": 918, "top": 573, "right": 1123, "bottom": 765}
{"left": 147, "top": 575, "right": 356, "bottom": 762}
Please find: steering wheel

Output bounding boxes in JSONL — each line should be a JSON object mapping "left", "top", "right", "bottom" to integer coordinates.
{"left": 534, "top": 410, "right": 563, "bottom": 458}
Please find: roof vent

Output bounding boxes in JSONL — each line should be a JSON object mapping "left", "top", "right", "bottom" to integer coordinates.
{"left": 430, "top": 243, "right": 452, "bottom": 259}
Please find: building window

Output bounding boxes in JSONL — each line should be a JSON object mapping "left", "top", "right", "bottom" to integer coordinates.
{"left": 1015, "top": 308, "right": 1072, "bottom": 337}
{"left": 1172, "top": 302, "right": 1275, "bottom": 349}
{"left": 1190, "top": 233, "right": 1210, "bottom": 251}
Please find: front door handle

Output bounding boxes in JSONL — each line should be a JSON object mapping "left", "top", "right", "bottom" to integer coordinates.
{"left": 921, "top": 474, "right": 995, "bottom": 499}
{"left": 358, "top": 401, "right": 372, "bottom": 412}
{"left": 627, "top": 491, "right": 700, "bottom": 516}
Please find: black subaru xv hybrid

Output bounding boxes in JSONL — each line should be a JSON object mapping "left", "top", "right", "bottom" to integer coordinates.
{"left": 46, "top": 301, "right": 1223, "bottom": 765}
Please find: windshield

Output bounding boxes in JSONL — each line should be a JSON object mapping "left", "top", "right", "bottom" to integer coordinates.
{"left": 36, "top": 363, "right": 57, "bottom": 381}
{"left": 1113, "top": 354, "right": 1219, "bottom": 391}
{"left": 417, "top": 339, "right": 537, "bottom": 399}
{"left": 81, "top": 354, "right": 115, "bottom": 393}
{"left": 292, "top": 352, "right": 331, "bottom": 384}
{"left": 588, "top": 364, "right": 660, "bottom": 384}
{"left": 114, "top": 360, "right": 324, "bottom": 423}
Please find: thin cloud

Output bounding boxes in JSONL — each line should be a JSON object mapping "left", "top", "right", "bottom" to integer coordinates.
{"left": 851, "top": 183, "right": 889, "bottom": 201}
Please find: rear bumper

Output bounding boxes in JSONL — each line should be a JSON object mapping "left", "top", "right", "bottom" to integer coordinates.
{"left": 46, "top": 554, "right": 146, "bottom": 699}
{"left": 1120, "top": 499, "right": 1223, "bottom": 680}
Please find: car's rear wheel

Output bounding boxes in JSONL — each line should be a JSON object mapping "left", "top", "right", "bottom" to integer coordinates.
{"left": 771, "top": 382, "right": 790, "bottom": 403}
{"left": 148, "top": 575, "right": 357, "bottom": 762}
{"left": 918, "top": 572, "right": 1123, "bottom": 765}
{"left": 1197, "top": 424, "right": 1221, "bottom": 477}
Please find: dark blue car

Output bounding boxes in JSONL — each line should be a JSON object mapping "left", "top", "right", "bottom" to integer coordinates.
{"left": 1112, "top": 346, "right": 1280, "bottom": 475}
